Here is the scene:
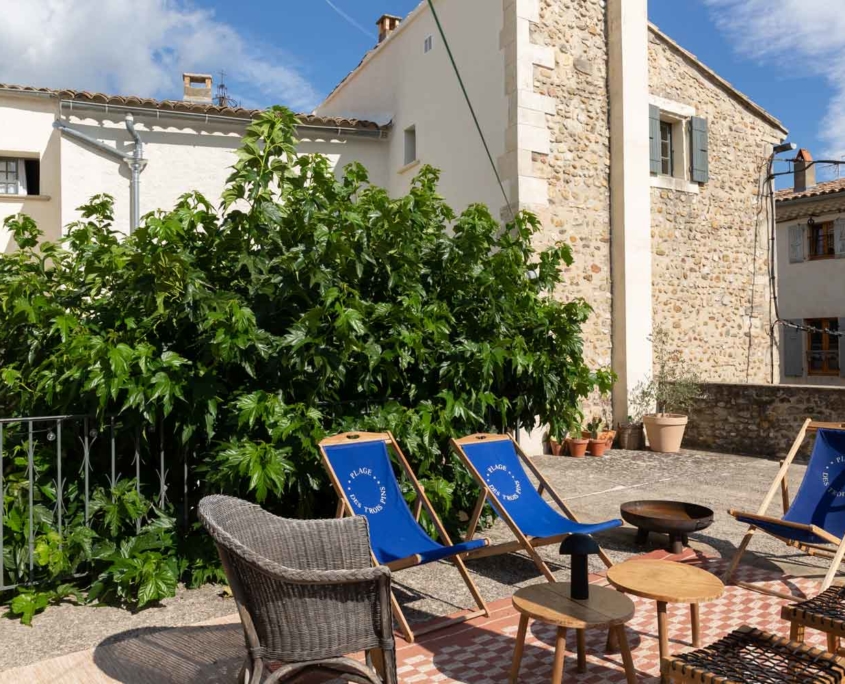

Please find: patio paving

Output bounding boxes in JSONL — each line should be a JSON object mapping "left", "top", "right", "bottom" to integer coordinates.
{"left": 0, "top": 553, "right": 830, "bottom": 683}
{"left": 0, "top": 446, "right": 838, "bottom": 682}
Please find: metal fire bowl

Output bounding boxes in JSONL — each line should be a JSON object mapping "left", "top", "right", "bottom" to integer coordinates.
{"left": 620, "top": 500, "right": 714, "bottom": 554}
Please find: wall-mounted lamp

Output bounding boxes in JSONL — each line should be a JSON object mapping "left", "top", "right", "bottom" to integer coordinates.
{"left": 773, "top": 142, "right": 797, "bottom": 155}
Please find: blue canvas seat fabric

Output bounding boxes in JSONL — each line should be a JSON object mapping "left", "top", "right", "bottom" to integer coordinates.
{"left": 323, "top": 440, "right": 486, "bottom": 566}
{"left": 735, "top": 429, "right": 845, "bottom": 545}
{"left": 461, "top": 439, "right": 622, "bottom": 538}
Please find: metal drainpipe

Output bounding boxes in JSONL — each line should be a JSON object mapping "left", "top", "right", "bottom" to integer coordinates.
{"left": 123, "top": 114, "right": 146, "bottom": 233}
{"left": 52, "top": 115, "right": 147, "bottom": 234}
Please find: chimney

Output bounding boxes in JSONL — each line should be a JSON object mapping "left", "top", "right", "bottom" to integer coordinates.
{"left": 376, "top": 14, "right": 402, "bottom": 43}
{"left": 794, "top": 148, "right": 816, "bottom": 193}
{"left": 182, "top": 73, "right": 213, "bottom": 104}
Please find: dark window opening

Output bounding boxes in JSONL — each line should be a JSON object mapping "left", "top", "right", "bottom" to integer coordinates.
{"left": 808, "top": 221, "right": 835, "bottom": 260}
{"left": 660, "top": 121, "right": 673, "bottom": 176}
{"left": 24, "top": 159, "right": 40, "bottom": 196}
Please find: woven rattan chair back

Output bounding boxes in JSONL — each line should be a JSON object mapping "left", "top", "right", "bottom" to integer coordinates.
{"left": 199, "top": 495, "right": 396, "bottom": 684}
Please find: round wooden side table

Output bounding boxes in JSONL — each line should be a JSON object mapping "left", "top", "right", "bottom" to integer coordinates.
{"left": 510, "top": 582, "right": 637, "bottom": 684}
{"left": 606, "top": 559, "right": 724, "bottom": 683}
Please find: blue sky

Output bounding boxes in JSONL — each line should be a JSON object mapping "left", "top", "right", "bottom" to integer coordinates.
{"left": 2, "top": 0, "right": 842, "bottom": 174}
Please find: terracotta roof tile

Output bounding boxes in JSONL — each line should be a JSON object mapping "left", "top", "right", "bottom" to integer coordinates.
{"left": 775, "top": 178, "right": 845, "bottom": 203}
{"left": 0, "top": 82, "right": 384, "bottom": 131}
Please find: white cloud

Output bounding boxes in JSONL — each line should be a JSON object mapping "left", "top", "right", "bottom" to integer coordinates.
{"left": 705, "top": 0, "right": 845, "bottom": 159}
{"left": 0, "top": 0, "right": 320, "bottom": 112}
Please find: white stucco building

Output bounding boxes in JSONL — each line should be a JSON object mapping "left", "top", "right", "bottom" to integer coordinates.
{"left": 776, "top": 151, "right": 845, "bottom": 385}
{"left": 0, "top": 75, "right": 389, "bottom": 252}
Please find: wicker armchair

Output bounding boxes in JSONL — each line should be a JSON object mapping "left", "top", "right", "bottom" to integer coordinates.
{"left": 198, "top": 495, "right": 396, "bottom": 684}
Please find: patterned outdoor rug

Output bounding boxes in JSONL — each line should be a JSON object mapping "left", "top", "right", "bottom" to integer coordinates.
{"left": 388, "top": 557, "right": 827, "bottom": 683}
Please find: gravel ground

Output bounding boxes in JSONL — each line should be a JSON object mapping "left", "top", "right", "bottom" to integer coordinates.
{"left": 0, "top": 447, "right": 828, "bottom": 672}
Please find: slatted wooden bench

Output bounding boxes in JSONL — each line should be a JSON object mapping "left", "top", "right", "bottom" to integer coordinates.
{"left": 661, "top": 626, "right": 845, "bottom": 683}
{"left": 783, "top": 586, "right": 845, "bottom": 655}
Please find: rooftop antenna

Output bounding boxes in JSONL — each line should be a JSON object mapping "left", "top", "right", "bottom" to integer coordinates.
{"left": 215, "top": 71, "right": 239, "bottom": 108}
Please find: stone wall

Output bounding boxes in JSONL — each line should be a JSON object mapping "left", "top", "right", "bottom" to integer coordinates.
{"left": 684, "top": 382, "right": 845, "bottom": 456}
{"left": 530, "top": 0, "right": 613, "bottom": 416}
{"left": 648, "top": 29, "right": 785, "bottom": 385}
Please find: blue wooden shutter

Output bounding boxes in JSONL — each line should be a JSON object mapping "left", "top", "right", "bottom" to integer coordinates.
{"left": 691, "top": 116, "right": 709, "bottom": 184}
{"left": 783, "top": 321, "right": 804, "bottom": 378}
{"left": 649, "top": 105, "right": 661, "bottom": 175}
{"left": 839, "top": 318, "right": 845, "bottom": 378}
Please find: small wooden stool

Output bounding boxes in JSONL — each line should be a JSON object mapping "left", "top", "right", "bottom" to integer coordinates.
{"left": 607, "top": 559, "right": 724, "bottom": 683}
{"left": 662, "top": 626, "right": 845, "bottom": 683}
{"left": 782, "top": 585, "right": 845, "bottom": 655}
{"left": 510, "top": 582, "right": 637, "bottom": 684}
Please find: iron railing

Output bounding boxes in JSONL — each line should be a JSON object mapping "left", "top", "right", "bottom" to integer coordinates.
{"left": 0, "top": 414, "right": 188, "bottom": 592}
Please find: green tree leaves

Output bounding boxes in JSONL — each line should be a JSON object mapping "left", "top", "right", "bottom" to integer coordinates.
{"left": 0, "top": 105, "right": 612, "bottom": 620}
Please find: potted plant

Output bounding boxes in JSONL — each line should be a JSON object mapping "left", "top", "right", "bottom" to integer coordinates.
{"left": 547, "top": 432, "right": 565, "bottom": 456}
{"left": 586, "top": 417, "right": 608, "bottom": 457}
{"left": 632, "top": 327, "right": 705, "bottom": 454}
{"left": 566, "top": 421, "right": 589, "bottom": 458}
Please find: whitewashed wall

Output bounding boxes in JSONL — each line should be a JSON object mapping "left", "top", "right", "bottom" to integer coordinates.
{"left": 776, "top": 215, "right": 845, "bottom": 320}
{"left": 0, "top": 95, "right": 63, "bottom": 251}
{"left": 0, "top": 95, "right": 389, "bottom": 250}
{"left": 316, "top": 0, "right": 508, "bottom": 219}
{"left": 776, "top": 214, "right": 845, "bottom": 385}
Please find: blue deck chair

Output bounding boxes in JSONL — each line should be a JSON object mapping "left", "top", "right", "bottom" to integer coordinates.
{"left": 725, "top": 420, "right": 845, "bottom": 599}
{"left": 451, "top": 433, "right": 623, "bottom": 581}
{"left": 319, "top": 432, "right": 489, "bottom": 643}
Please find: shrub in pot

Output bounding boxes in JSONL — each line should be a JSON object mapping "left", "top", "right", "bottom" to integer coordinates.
{"left": 586, "top": 417, "right": 608, "bottom": 456}
{"left": 631, "top": 327, "right": 705, "bottom": 454}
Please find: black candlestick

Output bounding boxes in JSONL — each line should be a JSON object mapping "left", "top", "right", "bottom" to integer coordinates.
{"left": 559, "top": 533, "right": 600, "bottom": 600}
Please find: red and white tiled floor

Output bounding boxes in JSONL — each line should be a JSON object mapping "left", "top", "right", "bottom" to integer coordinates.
{"left": 388, "top": 553, "right": 827, "bottom": 683}
{"left": 0, "top": 550, "right": 830, "bottom": 683}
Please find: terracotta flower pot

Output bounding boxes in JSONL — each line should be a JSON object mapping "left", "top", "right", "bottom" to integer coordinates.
{"left": 567, "top": 438, "right": 589, "bottom": 458}
{"left": 588, "top": 439, "right": 608, "bottom": 457}
{"left": 549, "top": 438, "right": 564, "bottom": 456}
{"left": 643, "top": 414, "right": 689, "bottom": 453}
{"left": 598, "top": 430, "right": 617, "bottom": 447}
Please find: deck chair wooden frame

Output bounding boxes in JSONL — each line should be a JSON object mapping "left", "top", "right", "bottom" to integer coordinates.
{"left": 451, "top": 433, "right": 614, "bottom": 583}
{"left": 319, "top": 431, "right": 489, "bottom": 644}
{"left": 723, "top": 419, "right": 845, "bottom": 600}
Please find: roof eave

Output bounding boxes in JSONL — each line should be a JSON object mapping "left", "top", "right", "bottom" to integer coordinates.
{"left": 648, "top": 23, "right": 788, "bottom": 136}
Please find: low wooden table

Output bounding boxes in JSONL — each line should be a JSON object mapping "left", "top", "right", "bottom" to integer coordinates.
{"left": 510, "top": 582, "right": 637, "bottom": 684}
{"left": 606, "top": 559, "right": 724, "bottom": 683}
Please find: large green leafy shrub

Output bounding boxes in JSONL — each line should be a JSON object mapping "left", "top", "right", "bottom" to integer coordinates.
{"left": 0, "top": 107, "right": 611, "bottom": 619}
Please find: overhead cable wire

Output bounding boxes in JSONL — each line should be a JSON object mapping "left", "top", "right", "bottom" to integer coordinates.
{"left": 425, "top": 0, "right": 514, "bottom": 222}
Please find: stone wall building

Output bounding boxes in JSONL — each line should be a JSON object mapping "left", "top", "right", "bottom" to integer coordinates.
{"left": 316, "top": 0, "right": 787, "bottom": 431}
{"left": 647, "top": 28, "right": 784, "bottom": 385}
{"left": 1, "top": 0, "right": 789, "bottom": 435}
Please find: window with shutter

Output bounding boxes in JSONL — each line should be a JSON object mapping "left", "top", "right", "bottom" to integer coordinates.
{"left": 690, "top": 117, "right": 709, "bottom": 184}
{"left": 806, "top": 318, "right": 840, "bottom": 376}
{"left": 783, "top": 321, "right": 804, "bottom": 378}
{"left": 788, "top": 224, "right": 805, "bottom": 263}
{"left": 835, "top": 218, "right": 845, "bottom": 258}
{"left": 649, "top": 105, "right": 662, "bottom": 175}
